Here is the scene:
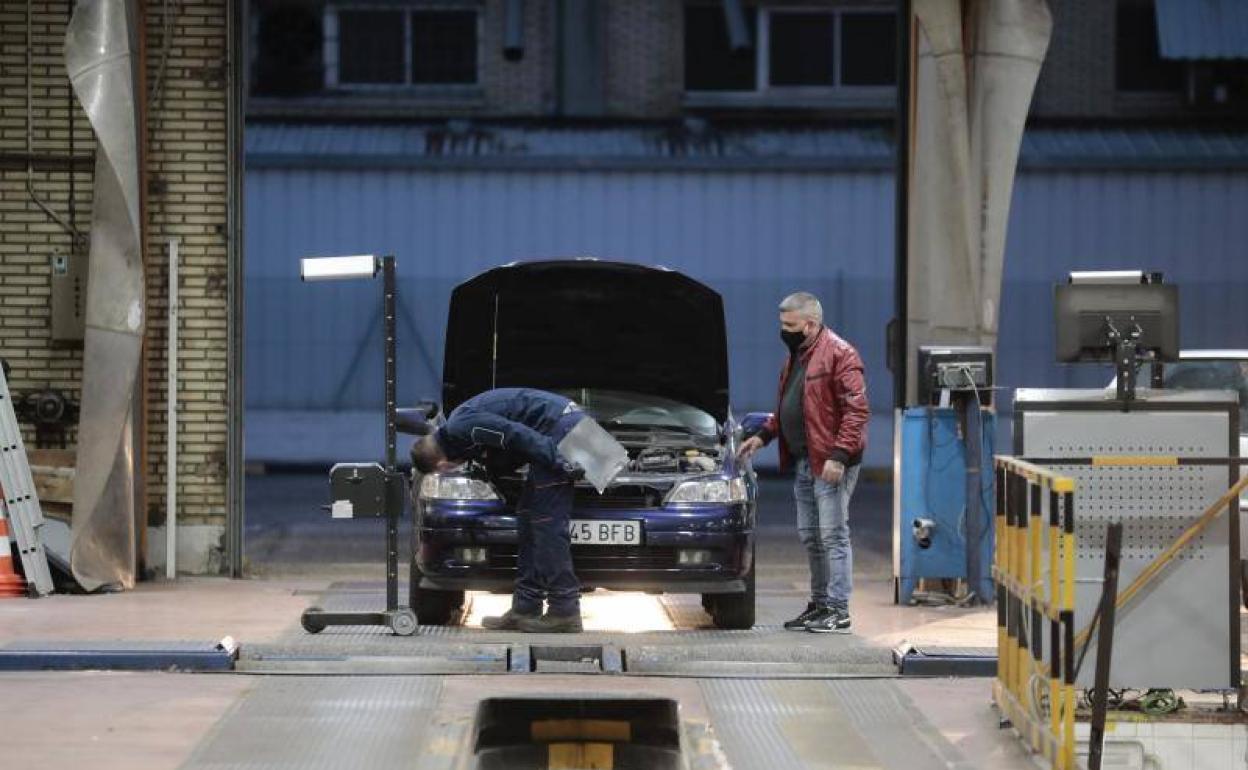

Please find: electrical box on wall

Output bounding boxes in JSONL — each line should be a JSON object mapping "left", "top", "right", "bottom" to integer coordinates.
{"left": 50, "top": 251, "right": 86, "bottom": 345}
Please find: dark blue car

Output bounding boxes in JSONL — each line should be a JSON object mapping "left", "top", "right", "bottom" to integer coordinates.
{"left": 411, "top": 260, "right": 759, "bottom": 629}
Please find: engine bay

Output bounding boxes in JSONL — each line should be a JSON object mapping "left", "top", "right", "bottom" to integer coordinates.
{"left": 625, "top": 442, "right": 720, "bottom": 474}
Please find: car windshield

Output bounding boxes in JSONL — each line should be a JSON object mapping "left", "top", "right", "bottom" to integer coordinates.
{"left": 557, "top": 389, "right": 719, "bottom": 436}
{"left": 1163, "top": 360, "right": 1248, "bottom": 425}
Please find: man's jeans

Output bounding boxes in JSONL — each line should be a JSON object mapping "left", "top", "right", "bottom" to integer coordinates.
{"left": 512, "top": 412, "right": 582, "bottom": 617}
{"left": 793, "top": 457, "right": 860, "bottom": 613}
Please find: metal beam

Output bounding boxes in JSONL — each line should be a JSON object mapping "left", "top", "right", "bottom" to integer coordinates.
{"left": 225, "top": 0, "right": 246, "bottom": 577}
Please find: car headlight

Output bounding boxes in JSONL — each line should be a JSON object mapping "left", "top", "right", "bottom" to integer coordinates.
{"left": 666, "top": 477, "right": 747, "bottom": 504}
{"left": 419, "top": 474, "right": 500, "bottom": 501}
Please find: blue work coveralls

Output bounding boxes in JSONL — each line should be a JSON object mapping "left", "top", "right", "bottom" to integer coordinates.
{"left": 435, "top": 388, "right": 584, "bottom": 617}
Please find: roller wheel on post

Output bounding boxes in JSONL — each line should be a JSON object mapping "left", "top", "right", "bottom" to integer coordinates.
{"left": 301, "top": 607, "right": 326, "bottom": 634}
{"left": 389, "top": 608, "right": 419, "bottom": 636}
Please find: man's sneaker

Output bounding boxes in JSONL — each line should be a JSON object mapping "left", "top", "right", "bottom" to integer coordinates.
{"left": 783, "top": 603, "right": 822, "bottom": 631}
{"left": 516, "top": 612, "right": 584, "bottom": 634}
{"left": 481, "top": 609, "right": 538, "bottom": 631}
{"left": 806, "top": 608, "right": 851, "bottom": 634}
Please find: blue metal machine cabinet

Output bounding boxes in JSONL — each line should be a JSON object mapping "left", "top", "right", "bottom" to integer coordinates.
{"left": 894, "top": 406, "right": 996, "bottom": 605}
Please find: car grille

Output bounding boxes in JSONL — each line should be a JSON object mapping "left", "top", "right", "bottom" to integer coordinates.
{"left": 494, "top": 480, "right": 664, "bottom": 509}
{"left": 574, "top": 484, "right": 663, "bottom": 509}
{"left": 488, "top": 544, "right": 680, "bottom": 570}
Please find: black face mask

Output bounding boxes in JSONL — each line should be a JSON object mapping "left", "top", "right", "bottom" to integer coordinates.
{"left": 780, "top": 329, "right": 806, "bottom": 352}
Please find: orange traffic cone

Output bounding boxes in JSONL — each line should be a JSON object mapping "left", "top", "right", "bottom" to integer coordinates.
{"left": 0, "top": 513, "right": 27, "bottom": 598}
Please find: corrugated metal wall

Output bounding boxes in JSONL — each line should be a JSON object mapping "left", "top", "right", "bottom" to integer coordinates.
{"left": 245, "top": 168, "right": 895, "bottom": 414}
{"left": 245, "top": 167, "right": 1248, "bottom": 424}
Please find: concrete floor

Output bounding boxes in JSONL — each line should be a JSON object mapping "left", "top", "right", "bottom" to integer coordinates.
{"left": 2, "top": 473, "right": 1233, "bottom": 768}
{"left": 0, "top": 474, "right": 1041, "bottom": 769}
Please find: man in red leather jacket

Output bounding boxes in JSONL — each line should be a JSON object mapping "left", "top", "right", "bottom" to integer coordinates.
{"left": 738, "top": 292, "right": 869, "bottom": 633}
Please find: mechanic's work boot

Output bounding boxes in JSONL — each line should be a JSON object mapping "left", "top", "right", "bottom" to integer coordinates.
{"left": 516, "top": 612, "right": 584, "bottom": 633}
{"left": 783, "top": 602, "right": 822, "bottom": 631}
{"left": 481, "top": 608, "right": 539, "bottom": 631}
{"left": 806, "top": 608, "right": 851, "bottom": 634}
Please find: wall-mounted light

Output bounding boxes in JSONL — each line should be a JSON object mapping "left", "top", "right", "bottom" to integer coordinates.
{"left": 299, "top": 254, "right": 378, "bottom": 282}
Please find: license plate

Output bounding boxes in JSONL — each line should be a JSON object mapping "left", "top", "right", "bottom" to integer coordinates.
{"left": 569, "top": 519, "right": 642, "bottom": 546}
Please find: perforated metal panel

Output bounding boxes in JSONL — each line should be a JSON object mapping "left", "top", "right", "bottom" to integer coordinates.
{"left": 1015, "top": 389, "right": 1240, "bottom": 691}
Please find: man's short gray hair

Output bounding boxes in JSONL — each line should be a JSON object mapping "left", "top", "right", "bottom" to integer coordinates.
{"left": 778, "top": 292, "right": 823, "bottom": 324}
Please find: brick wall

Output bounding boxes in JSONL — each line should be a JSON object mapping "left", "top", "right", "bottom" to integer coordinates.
{"left": 1031, "top": 0, "right": 1116, "bottom": 119}
{"left": 604, "top": 0, "right": 680, "bottom": 118}
{"left": 0, "top": 0, "right": 93, "bottom": 409}
{"left": 480, "top": 0, "right": 554, "bottom": 116}
{"left": 145, "top": 0, "right": 230, "bottom": 531}
{"left": 0, "top": 0, "right": 231, "bottom": 555}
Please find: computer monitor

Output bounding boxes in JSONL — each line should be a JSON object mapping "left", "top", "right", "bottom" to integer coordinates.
{"left": 1054, "top": 281, "right": 1179, "bottom": 364}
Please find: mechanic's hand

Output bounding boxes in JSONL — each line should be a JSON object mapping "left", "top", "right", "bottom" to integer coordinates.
{"left": 821, "top": 460, "right": 845, "bottom": 485}
{"left": 737, "top": 435, "right": 764, "bottom": 460}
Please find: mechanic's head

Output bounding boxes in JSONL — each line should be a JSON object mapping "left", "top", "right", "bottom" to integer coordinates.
{"left": 778, "top": 291, "right": 823, "bottom": 350}
{"left": 410, "top": 434, "right": 461, "bottom": 474}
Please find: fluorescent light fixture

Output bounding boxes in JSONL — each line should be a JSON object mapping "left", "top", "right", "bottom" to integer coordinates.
{"left": 1068, "top": 270, "right": 1145, "bottom": 285}
{"left": 300, "top": 255, "right": 378, "bottom": 282}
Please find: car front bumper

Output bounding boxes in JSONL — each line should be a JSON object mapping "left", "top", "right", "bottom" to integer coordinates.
{"left": 415, "top": 501, "right": 754, "bottom": 594}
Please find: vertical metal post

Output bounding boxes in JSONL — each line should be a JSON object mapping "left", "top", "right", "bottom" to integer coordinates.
{"left": 166, "top": 238, "right": 178, "bottom": 579}
{"left": 383, "top": 255, "right": 398, "bottom": 612}
{"left": 892, "top": 0, "right": 912, "bottom": 411}
{"left": 1088, "top": 522, "right": 1123, "bottom": 770}
{"left": 1061, "top": 490, "right": 1076, "bottom": 770}
{"left": 225, "top": 0, "right": 246, "bottom": 578}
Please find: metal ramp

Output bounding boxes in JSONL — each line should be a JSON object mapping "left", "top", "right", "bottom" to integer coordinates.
{"left": 180, "top": 674, "right": 978, "bottom": 770}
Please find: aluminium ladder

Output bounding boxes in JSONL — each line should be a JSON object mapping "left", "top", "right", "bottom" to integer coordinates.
{"left": 0, "top": 368, "right": 53, "bottom": 595}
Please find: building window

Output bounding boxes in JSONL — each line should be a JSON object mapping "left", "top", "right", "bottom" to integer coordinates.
{"left": 338, "top": 10, "right": 406, "bottom": 84}
{"left": 684, "top": 5, "right": 896, "bottom": 97}
{"left": 1115, "top": 1, "right": 1183, "bottom": 92}
{"left": 326, "top": 5, "right": 480, "bottom": 89}
{"left": 411, "top": 11, "right": 479, "bottom": 84}
{"left": 768, "top": 12, "right": 835, "bottom": 86}
{"left": 840, "top": 11, "right": 896, "bottom": 86}
{"left": 684, "top": 5, "right": 758, "bottom": 91}
{"left": 251, "top": 3, "right": 324, "bottom": 96}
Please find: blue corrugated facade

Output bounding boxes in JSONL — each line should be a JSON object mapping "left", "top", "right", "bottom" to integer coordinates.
{"left": 244, "top": 126, "right": 1248, "bottom": 465}
{"left": 1155, "top": 0, "right": 1248, "bottom": 60}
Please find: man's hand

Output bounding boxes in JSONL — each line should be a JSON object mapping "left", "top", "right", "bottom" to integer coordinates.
{"left": 737, "top": 435, "right": 764, "bottom": 460}
{"left": 821, "top": 459, "right": 845, "bottom": 484}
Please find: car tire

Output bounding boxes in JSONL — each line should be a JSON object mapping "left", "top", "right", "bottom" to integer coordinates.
{"left": 413, "top": 586, "right": 465, "bottom": 625}
{"left": 700, "top": 594, "right": 715, "bottom": 613}
{"left": 711, "top": 561, "right": 756, "bottom": 630}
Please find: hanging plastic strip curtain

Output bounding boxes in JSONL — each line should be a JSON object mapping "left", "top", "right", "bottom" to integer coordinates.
{"left": 64, "top": 0, "right": 145, "bottom": 591}
{"left": 907, "top": 0, "right": 1051, "bottom": 392}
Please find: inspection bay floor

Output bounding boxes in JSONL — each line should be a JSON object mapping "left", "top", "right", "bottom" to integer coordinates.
{"left": 0, "top": 475, "right": 1211, "bottom": 768}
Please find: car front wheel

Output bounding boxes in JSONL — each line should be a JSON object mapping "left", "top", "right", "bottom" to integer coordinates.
{"left": 709, "top": 561, "right": 755, "bottom": 630}
{"left": 413, "top": 580, "right": 465, "bottom": 625}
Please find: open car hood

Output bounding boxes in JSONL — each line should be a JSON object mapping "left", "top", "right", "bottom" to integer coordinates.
{"left": 442, "top": 260, "right": 730, "bottom": 421}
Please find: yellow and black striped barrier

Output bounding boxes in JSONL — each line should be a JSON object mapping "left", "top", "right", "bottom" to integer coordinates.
{"left": 992, "top": 456, "right": 1078, "bottom": 770}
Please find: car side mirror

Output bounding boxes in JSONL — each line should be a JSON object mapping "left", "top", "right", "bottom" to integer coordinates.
{"left": 740, "top": 411, "right": 772, "bottom": 439}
